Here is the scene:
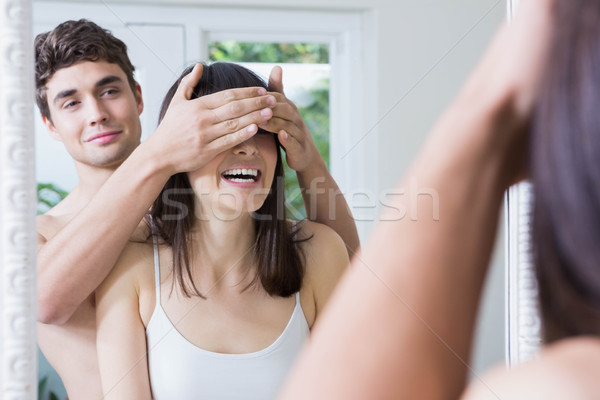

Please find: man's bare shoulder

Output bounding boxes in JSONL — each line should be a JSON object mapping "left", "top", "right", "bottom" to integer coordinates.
{"left": 37, "top": 212, "right": 71, "bottom": 243}
{"left": 462, "top": 338, "right": 600, "bottom": 400}
{"left": 36, "top": 192, "right": 81, "bottom": 241}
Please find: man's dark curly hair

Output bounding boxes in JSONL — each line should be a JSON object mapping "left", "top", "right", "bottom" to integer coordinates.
{"left": 35, "top": 19, "right": 137, "bottom": 122}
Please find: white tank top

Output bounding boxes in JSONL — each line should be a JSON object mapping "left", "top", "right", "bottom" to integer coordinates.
{"left": 146, "top": 235, "right": 310, "bottom": 399}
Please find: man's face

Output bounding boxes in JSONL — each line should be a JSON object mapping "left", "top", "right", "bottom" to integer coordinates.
{"left": 43, "top": 60, "right": 143, "bottom": 170}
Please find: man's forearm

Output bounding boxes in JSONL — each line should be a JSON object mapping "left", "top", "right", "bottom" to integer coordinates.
{"left": 297, "top": 162, "right": 360, "bottom": 257}
{"left": 37, "top": 141, "right": 169, "bottom": 324}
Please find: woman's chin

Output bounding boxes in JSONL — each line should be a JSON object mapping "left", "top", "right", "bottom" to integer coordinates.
{"left": 206, "top": 203, "right": 266, "bottom": 222}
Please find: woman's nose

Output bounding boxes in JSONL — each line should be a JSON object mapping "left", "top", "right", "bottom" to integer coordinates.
{"left": 233, "top": 137, "right": 258, "bottom": 156}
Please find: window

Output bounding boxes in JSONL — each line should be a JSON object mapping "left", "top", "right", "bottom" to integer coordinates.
{"left": 209, "top": 41, "right": 331, "bottom": 218}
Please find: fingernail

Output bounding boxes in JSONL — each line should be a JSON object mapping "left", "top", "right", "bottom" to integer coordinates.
{"left": 247, "top": 124, "right": 257, "bottom": 133}
{"left": 261, "top": 108, "right": 272, "bottom": 117}
{"left": 266, "top": 96, "right": 275, "bottom": 106}
{"left": 257, "top": 88, "right": 267, "bottom": 95}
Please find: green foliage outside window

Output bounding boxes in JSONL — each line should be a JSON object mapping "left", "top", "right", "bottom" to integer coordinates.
{"left": 37, "top": 183, "right": 68, "bottom": 214}
{"left": 210, "top": 41, "right": 330, "bottom": 219}
{"left": 210, "top": 42, "right": 329, "bottom": 64}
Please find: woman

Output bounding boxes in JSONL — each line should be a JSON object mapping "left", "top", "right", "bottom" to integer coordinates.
{"left": 281, "top": 0, "right": 600, "bottom": 399}
{"left": 95, "top": 62, "right": 348, "bottom": 399}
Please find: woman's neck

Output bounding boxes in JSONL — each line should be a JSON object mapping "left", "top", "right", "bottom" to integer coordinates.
{"left": 188, "top": 210, "right": 257, "bottom": 290}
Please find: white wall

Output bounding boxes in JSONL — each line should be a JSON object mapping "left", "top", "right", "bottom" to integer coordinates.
{"left": 34, "top": 0, "right": 507, "bottom": 389}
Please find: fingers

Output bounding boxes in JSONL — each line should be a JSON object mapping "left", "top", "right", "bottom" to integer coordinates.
{"left": 173, "top": 63, "right": 204, "bottom": 104}
{"left": 208, "top": 124, "right": 259, "bottom": 154}
{"left": 270, "top": 100, "right": 297, "bottom": 122}
{"left": 260, "top": 101, "right": 301, "bottom": 134}
{"left": 268, "top": 66, "right": 284, "bottom": 94}
{"left": 198, "top": 86, "right": 269, "bottom": 110}
{"left": 208, "top": 107, "right": 274, "bottom": 141}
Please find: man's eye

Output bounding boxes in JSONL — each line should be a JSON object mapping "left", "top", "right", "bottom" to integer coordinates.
{"left": 102, "top": 89, "right": 118, "bottom": 96}
{"left": 63, "top": 101, "right": 78, "bottom": 109}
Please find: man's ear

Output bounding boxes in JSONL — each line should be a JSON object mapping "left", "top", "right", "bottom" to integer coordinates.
{"left": 42, "top": 114, "right": 62, "bottom": 142}
{"left": 135, "top": 82, "right": 144, "bottom": 115}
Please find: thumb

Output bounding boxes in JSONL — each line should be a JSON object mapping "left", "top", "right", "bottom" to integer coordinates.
{"left": 173, "top": 63, "right": 204, "bottom": 104}
{"left": 268, "top": 65, "right": 284, "bottom": 94}
{"left": 277, "top": 130, "right": 295, "bottom": 152}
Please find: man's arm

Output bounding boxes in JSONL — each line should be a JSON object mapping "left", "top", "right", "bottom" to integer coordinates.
{"left": 37, "top": 65, "right": 276, "bottom": 324}
{"left": 265, "top": 67, "right": 360, "bottom": 257}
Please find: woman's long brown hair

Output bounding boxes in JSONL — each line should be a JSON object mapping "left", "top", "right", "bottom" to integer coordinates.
{"left": 149, "top": 62, "right": 307, "bottom": 298}
{"left": 532, "top": 0, "right": 600, "bottom": 342}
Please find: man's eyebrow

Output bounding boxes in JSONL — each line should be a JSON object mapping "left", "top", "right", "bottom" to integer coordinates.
{"left": 95, "top": 75, "right": 123, "bottom": 88}
{"left": 53, "top": 89, "right": 77, "bottom": 106}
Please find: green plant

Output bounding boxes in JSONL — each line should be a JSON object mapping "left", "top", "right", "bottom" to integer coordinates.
{"left": 38, "top": 376, "right": 61, "bottom": 400}
{"left": 209, "top": 41, "right": 329, "bottom": 64}
{"left": 37, "top": 183, "right": 68, "bottom": 214}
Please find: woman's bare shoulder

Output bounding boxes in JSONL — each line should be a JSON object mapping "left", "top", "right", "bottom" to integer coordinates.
{"left": 293, "top": 220, "right": 349, "bottom": 314}
{"left": 462, "top": 338, "right": 600, "bottom": 400}
{"left": 292, "top": 220, "right": 347, "bottom": 264}
{"left": 99, "top": 239, "right": 155, "bottom": 291}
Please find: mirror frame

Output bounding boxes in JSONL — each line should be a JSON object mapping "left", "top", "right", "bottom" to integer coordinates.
{"left": 0, "top": 0, "right": 38, "bottom": 398}
{"left": 0, "top": 0, "right": 541, "bottom": 398}
{"left": 505, "top": 1, "right": 543, "bottom": 366}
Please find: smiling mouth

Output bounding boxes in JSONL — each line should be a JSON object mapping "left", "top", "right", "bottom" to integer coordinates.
{"left": 86, "top": 131, "right": 121, "bottom": 143}
{"left": 221, "top": 168, "right": 261, "bottom": 183}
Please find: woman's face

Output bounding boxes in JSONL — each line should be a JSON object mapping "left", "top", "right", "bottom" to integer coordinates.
{"left": 187, "top": 132, "right": 278, "bottom": 220}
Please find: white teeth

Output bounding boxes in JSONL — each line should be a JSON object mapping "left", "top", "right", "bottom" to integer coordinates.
{"left": 223, "top": 168, "right": 258, "bottom": 177}
{"left": 229, "top": 178, "right": 254, "bottom": 183}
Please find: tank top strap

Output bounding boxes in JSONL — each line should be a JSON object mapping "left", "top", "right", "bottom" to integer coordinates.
{"left": 295, "top": 291, "right": 300, "bottom": 305}
{"left": 152, "top": 233, "right": 161, "bottom": 302}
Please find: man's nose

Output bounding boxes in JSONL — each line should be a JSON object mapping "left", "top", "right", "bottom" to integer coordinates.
{"left": 87, "top": 100, "right": 109, "bottom": 126}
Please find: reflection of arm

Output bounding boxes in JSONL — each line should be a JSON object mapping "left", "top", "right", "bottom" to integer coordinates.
{"left": 96, "top": 242, "right": 152, "bottom": 400}
{"left": 282, "top": 85, "right": 512, "bottom": 400}
{"left": 37, "top": 146, "right": 170, "bottom": 325}
{"left": 297, "top": 164, "right": 359, "bottom": 259}
{"left": 280, "top": 2, "right": 551, "bottom": 398}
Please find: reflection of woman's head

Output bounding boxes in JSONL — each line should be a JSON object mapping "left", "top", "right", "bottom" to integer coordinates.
{"left": 532, "top": 0, "right": 600, "bottom": 342}
{"left": 150, "top": 62, "right": 305, "bottom": 299}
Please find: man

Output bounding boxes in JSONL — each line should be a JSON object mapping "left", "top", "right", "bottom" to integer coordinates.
{"left": 36, "top": 19, "right": 358, "bottom": 399}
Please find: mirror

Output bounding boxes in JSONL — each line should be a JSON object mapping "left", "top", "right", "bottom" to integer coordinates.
{"left": 1, "top": 0, "right": 511, "bottom": 398}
